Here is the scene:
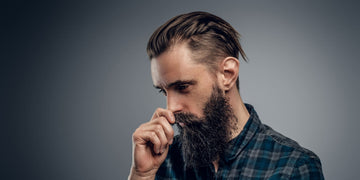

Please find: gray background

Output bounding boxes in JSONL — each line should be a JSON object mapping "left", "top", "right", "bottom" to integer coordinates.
{"left": 3, "top": 0, "right": 360, "bottom": 179}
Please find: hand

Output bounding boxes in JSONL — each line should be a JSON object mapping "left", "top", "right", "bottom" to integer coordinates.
{"left": 129, "top": 108, "right": 175, "bottom": 180}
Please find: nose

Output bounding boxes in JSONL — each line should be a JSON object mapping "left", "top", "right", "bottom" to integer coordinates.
{"left": 166, "top": 94, "right": 184, "bottom": 114}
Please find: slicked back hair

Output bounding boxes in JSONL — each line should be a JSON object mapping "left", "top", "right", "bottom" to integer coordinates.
{"left": 147, "top": 11, "right": 247, "bottom": 90}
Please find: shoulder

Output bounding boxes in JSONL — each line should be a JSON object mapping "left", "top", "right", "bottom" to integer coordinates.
{"left": 253, "top": 124, "right": 324, "bottom": 179}
{"left": 261, "top": 124, "right": 320, "bottom": 160}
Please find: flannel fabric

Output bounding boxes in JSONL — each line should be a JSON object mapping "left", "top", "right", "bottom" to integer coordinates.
{"left": 156, "top": 104, "right": 324, "bottom": 179}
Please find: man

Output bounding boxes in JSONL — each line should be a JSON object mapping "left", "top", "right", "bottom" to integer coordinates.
{"left": 129, "top": 11, "right": 324, "bottom": 179}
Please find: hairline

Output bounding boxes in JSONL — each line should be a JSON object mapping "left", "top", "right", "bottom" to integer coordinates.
{"left": 150, "top": 40, "right": 222, "bottom": 75}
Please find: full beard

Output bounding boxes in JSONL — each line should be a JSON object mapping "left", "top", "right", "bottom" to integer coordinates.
{"left": 174, "top": 86, "right": 237, "bottom": 169}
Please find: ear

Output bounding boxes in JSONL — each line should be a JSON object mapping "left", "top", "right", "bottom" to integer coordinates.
{"left": 218, "top": 57, "right": 239, "bottom": 92}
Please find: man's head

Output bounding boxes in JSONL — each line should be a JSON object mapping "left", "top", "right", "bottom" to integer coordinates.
{"left": 149, "top": 11, "right": 247, "bottom": 116}
{"left": 148, "top": 11, "right": 246, "bottom": 168}
{"left": 147, "top": 11, "right": 247, "bottom": 91}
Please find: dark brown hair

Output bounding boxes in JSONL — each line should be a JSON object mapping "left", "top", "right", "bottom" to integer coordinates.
{"left": 147, "top": 11, "right": 247, "bottom": 90}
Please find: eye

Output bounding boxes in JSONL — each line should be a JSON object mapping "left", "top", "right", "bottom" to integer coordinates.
{"left": 176, "top": 84, "right": 189, "bottom": 92}
{"left": 158, "top": 89, "right": 167, "bottom": 96}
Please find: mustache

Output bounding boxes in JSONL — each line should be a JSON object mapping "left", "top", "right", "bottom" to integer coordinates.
{"left": 173, "top": 112, "right": 201, "bottom": 125}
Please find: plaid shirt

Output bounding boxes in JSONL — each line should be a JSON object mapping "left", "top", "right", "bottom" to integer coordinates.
{"left": 156, "top": 104, "right": 324, "bottom": 179}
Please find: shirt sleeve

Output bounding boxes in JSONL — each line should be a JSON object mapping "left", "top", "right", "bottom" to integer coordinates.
{"left": 290, "top": 153, "right": 325, "bottom": 180}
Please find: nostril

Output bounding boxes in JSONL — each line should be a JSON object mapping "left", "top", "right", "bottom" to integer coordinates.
{"left": 166, "top": 104, "right": 183, "bottom": 114}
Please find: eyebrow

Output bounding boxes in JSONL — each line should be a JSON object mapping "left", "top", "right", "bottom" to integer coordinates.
{"left": 153, "top": 80, "right": 197, "bottom": 90}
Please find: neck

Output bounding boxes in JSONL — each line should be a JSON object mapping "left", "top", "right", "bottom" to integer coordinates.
{"left": 226, "top": 87, "right": 250, "bottom": 140}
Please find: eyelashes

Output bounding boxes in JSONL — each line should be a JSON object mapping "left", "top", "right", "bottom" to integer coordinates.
{"left": 175, "top": 84, "right": 189, "bottom": 91}
{"left": 157, "top": 84, "right": 190, "bottom": 96}
{"left": 158, "top": 89, "right": 167, "bottom": 95}
{"left": 156, "top": 80, "right": 196, "bottom": 96}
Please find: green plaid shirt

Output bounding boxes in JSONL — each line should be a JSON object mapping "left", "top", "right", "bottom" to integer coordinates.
{"left": 156, "top": 104, "right": 324, "bottom": 179}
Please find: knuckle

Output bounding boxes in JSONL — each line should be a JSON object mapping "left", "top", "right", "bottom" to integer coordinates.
{"left": 153, "top": 116, "right": 165, "bottom": 124}
{"left": 136, "top": 123, "right": 148, "bottom": 132}
{"left": 133, "top": 127, "right": 140, "bottom": 136}
{"left": 169, "top": 129, "right": 174, "bottom": 137}
{"left": 154, "top": 125, "right": 162, "bottom": 133}
{"left": 132, "top": 130, "right": 142, "bottom": 142}
{"left": 150, "top": 132, "right": 157, "bottom": 139}
{"left": 138, "top": 122, "right": 147, "bottom": 129}
{"left": 158, "top": 116, "right": 167, "bottom": 123}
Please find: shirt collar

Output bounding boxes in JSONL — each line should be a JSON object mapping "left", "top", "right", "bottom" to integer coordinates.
{"left": 222, "top": 103, "right": 261, "bottom": 162}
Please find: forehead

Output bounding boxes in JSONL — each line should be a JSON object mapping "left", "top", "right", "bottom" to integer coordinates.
{"left": 151, "top": 43, "right": 208, "bottom": 87}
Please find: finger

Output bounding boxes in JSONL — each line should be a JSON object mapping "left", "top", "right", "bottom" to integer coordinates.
{"left": 152, "top": 124, "right": 168, "bottom": 153}
{"left": 140, "top": 118, "right": 174, "bottom": 145}
{"left": 140, "top": 122, "right": 169, "bottom": 151}
{"left": 152, "top": 108, "right": 175, "bottom": 124}
{"left": 152, "top": 116, "right": 175, "bottom": 145}
{"left": 142, "top": 131, "right": 162, "bottom": 154}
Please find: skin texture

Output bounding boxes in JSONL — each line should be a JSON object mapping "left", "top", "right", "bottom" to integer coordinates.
{"left": 129, "top": 43, "right": 250, "bottom": 179}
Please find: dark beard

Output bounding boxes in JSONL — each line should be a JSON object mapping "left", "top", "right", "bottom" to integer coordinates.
{"left": 174, "top": 86, "right": 236, "bottom": 169}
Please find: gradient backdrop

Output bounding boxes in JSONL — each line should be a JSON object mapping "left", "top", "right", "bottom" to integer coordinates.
{"left": 3, "top": 0, "right": 360, "bottom": 179}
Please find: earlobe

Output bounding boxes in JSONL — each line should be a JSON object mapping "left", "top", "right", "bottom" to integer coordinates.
{"left": 221, "top": 57, "right": 239, "bottom": 91}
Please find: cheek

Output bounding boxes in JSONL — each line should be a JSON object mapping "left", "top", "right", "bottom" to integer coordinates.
{"left": 186, "top": 71, "right": 217, "bottom": 117}
{"left": 187, "top": 87, "right": 212, "bottom": 117}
